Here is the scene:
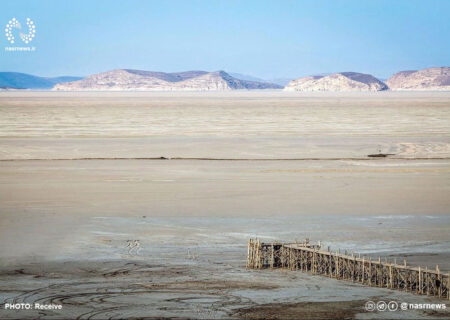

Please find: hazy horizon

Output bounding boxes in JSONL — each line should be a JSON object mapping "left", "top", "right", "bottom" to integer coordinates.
{"left": 0, "top": 68, "right": 442, "bottom": 82}
{"left": 1, "top": 0, "right": 449, "bottom": 79}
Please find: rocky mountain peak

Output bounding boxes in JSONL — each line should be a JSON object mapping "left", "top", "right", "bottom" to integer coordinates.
{"left": 53, "top": 69, "right": 282, "bottom": 91}
{"left": 386, "top": 67, "right": 450, "bottom": 90}
{"left": 284, "top": 72, "right": 387, "bottom": 92}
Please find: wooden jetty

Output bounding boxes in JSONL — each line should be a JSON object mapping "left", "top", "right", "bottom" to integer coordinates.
{"left": 247, "top": 238, "right": 449, "bottom": 300}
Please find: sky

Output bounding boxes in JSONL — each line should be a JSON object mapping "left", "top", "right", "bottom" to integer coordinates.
{"left": 0, "top": 0, "right": 449, "bottom": 79}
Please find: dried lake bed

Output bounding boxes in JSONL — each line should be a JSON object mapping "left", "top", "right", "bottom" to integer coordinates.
{"left": 0, "top": 92, "right": 449, "bottom": 319}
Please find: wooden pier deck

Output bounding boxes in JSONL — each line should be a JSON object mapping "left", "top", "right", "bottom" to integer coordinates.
{"left": 247, "top": 238, "right": 449, "bottom": 300}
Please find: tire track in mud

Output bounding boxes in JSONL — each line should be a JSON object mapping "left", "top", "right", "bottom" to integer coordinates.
{"left": 5, "top": 285, "right": 254, "bottom": 319}
{"left": 1, "top": 261, "right": 259, "bottom": 319}
{"left": 76, "top": 306, "right": 126, "bottom": 320}
{"left": 29, "top": 286, "right": 250, "bottom": 319}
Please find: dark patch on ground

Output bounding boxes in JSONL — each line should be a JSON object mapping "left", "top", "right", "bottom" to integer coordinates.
{"left": 234, "top": 300, "right": 367, "bottom": 320}
{"left": 367, "top": 153, "right": 395, "bottom": 158}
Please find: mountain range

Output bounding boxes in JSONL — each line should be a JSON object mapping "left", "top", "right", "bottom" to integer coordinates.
{"left": 52, "top": 70, "right": 282, "bottom": 91}
{"left": 386, "top": 67, "right": 450, "bottom": 91}
{"left": 229, "top": 73, "right": 292, "bottom": 86}
{"left": 284, "top": 72, "right": 388, "bottom": 92}
{"left": 1, "top": 67, "right": 449, "bottom": 91}
{"left": 0, "top": 72, "right": 82, "bottom": 89}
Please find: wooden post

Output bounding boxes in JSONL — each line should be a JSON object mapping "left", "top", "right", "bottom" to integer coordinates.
{"left": 378, "top": 257, "right": 381, "bottom": 287}
{"left": 448, "top": 273, "right": 450, "bottom": 300}
{"left": 247, "top": 239, "right": 251, "bottom": 268}
{"left": 352, "top": 253, "right": 355, "bottom": 282}
{"left": 447, "top": 273, "right": 449, "bottom": 300}
{"left": 256, "top": 239, "right": 260, "bottom": 269}
{"left": 300, "top": 248, "right": 303, "bottom": 271}
{"left": 418, "top": 267, "right": 422, "bottom": 294}
{"left": 312, "top": 248, "right": 315, "bottom": 274}
{"left": 335, "top": 251, "right": 341, "bottom": 279}
{"left": 290, "top": 247, "right": 294, "bottom": 270}
{"left": 362, "top": 257, "right": 365, "bottom": 285}
{"left": 255, "top": 239, "right": 258, "bottom": 268}
{"left": 270, "top": 244, "right": 274, "bottom": 269}
{"left": 389, "top": 263, "right": 393, "bottom": 289}
{"left": 253, "top": 239, "right": 256, "bottom": 269}
{"left": 329, "top": 253, "right": 332, "bottom": 277}
{"left": 437, "top": 265, "right": 441, "bottom": 298}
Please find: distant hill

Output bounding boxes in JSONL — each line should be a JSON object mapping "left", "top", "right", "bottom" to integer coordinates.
{"left": 6, "top": 68, "right": 449, "bottom": 91}
{"left": 386, "top": 67, "right": 450, "bottom": 90}
{"left": 229, "top": 72, "right": 266, "bottom": 82}
{"left": 229, "top": 73, "right": 294, "bottom": 87}
{"left": 0, "top": 72, "right": 83, "bottom": 89}
{"left": 267, "top": 78, "right": 294, "bottom": 86}
{"left": 284, "top": 72, "right": 388, "bottom": 92}
{"left": 53, "top": 69, "right": 283, "bottom": 91}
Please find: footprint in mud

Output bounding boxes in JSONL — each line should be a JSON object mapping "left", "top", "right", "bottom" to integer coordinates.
{"left": 186, "top": 249, "right": 199, "bottom": 260}
{"left": 126, "top": 240, "right": 141, "bottom": 256}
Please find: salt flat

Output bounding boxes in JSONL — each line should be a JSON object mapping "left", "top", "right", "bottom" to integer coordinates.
{"left": 0, "top": 91, "right": 449, "bottom": 159}
{"left": 0, "top": 92, "right": 449, "bottom": 319}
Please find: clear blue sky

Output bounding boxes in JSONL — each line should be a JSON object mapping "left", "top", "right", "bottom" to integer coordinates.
{"left": 1, "top": 0, "right": 449, "bottom": 79}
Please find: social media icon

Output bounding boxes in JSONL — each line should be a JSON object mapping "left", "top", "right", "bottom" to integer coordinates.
{"left": 388, "top": 301, "right": 398, "bottom": 311}
{"left": 365, "top": 301, "right": 376, "bottom": 312}
{"left": 400, "top": 302, "right": 408, "bottom": 310}
{"left": 377, "top": 301, "right": 387, "bottom": 311}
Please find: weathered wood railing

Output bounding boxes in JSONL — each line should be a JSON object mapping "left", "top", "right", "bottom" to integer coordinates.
{"left": 247, "top": 238, "right": 449, "bottom": 300}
